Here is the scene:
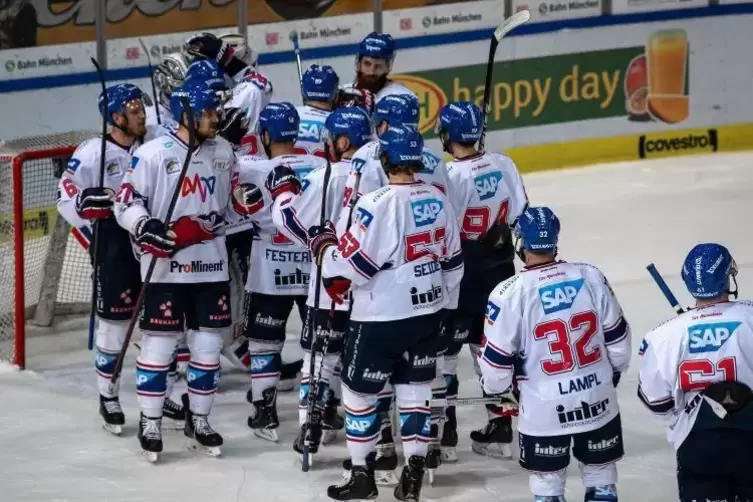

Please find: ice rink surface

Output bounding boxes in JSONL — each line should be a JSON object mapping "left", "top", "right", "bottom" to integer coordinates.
{"left": 2, "top": 151, "right": 752, "bottom": 502}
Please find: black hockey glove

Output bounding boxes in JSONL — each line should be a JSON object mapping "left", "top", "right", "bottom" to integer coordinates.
{"left": 232, "top": 182, "right": 264, "bottom": 216}
{"left": 266, "top": 165, "right": 301, "bottom": 201}
{"left": 219, "top": 107, "right": 250, "bottom": 147}
{"left": 335, "top": 86, "right": 375, "bottom": 115}
{"left": 478, "top": 380, "right": 519, "bottom": 417}
{"left": 307, "top": 223, "right": 337, "bottom": 262}
{"left": 612, "top": 370, "right": 621, "bottom": 388}
{"left": 483, "top": 223, "right": 511, "bottom": 250}
{"left": 135, "top": 218, "right": 176, "bottom": 258}
{"left": 76, "top": 187, "right": 114, "bottom": 220}
{"left": 184, "top": 32, "right": 234, "bottom": 67}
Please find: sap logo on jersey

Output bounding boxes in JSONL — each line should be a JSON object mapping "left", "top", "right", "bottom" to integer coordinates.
{"left": 294, "top": 166, "right": 314, "bottom": 181}
{"left": 181, "top": 174, "right": 216, "bottom": 202}
{"left": 539, "top": 279, "right": 585, "bottom": 314}
{"left": 411, "top": 198, "right": 443, "bottom": 227}
{"left": 688, "top": 321, "right": 742, "bottom": 353}
{"left": 485, "top": 300, "right": 501, "bottom": 325}
{"left": 298, "top": 120, "right": 323, "bottom": 142}
{"left": 356, "top": 207, "right": 374, "bottom": 230}
{"left": 421, "top": 151, "right": 440, "bottom": 174}
{"left": 474, "top": 171, "right": 503, "bottom": 201}
{"left": 346, "top": 415, "right": 376, "bottom": 434}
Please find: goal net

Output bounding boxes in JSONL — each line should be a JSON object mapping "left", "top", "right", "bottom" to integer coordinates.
{"left": 0, "top": 131, "right": 98, "bottom": 368}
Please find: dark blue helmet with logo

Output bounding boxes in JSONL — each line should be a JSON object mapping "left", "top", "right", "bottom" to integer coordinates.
{"left": 681, "top": 243, "right": 738, "bottom": 299}
{"left": 515, "top": 206, "right": 560, "bottom": 258}
{"left": 257, "top": 102, "right": 300, "bottom": 142}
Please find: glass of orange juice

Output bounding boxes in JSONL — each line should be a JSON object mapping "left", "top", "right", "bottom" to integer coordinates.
{"left": 646, "top": 29, "right": 689, "bottom": 124}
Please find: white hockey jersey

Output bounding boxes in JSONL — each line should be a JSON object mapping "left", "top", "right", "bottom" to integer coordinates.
{"left": 321, "top": 181, "right": 463, "bottom": 322}
{"left": 226, "top": 69, "right": 274, "bottom": 158}
{"left": 271, "top": 159, "right": 352, "bottom": 311}
{"left": 115, "top": 132, "right": 239, "bottom": 284}
{"left": 295, "top": 105, "right": 330, "bottom": 159}
{"left": 145, "top": 103, "right": 176, "bottom": 141}
{"left": 445, "top": 152, "right": 528, "bottom": 241}
{"left": 236, "top": 154, "right": 327, "bottom": 295}
{"left": 57, "top": 136, "right": 139, "bottom": 248}
{"left": 480, "top": 261, "right": 632, "bottom": 437}
{"left": 638, "top": 300, "right": 753, "bottom": 450}
{"left": 336, "top": 140, "right": 450, "bottom": 235}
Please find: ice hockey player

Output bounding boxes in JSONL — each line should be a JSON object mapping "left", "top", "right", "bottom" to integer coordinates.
{"left": 480, "top": 206, "right": 631, "bottom": 502}
{"left": 436, "top": 101, "right": 529, "bottom": 462}
{"left": 308, "top": 124, "right": 463, "bottom": 502}
{"left": 184, "top": 32, "right": 274, "bottom": 157}
{"left": 235, "top": 102, "right": 326, "bottom": 442}
{"left": 114, "top": 80, "right": 263, "bottom": 462}
{"left": 56, "top": 83, "right": 185, "bottom": 435}
{"left": 150, "top": 52, "right": 189, "bottom": 137}
{"left": 295, "top": 64, "right": 340, "bottom": 158}
{"left": 638, "top": 243, "right": 753, "bottom": 502}
{"left": 264, "top": 107, "right": 372, "bottom": 459}
{"left": 346, "top": 32, "right": 415, "bottom": 101}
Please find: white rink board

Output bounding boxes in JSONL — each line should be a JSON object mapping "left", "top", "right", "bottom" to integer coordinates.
{"left": 1, "top": 151, "right": 753, "bottom": 501}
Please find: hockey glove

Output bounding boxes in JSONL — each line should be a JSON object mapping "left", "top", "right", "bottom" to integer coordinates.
{"left": 480, "top": 381, "right": 519, "bottom": 418}
{"left": 135, "top": 218, "right": 176, "bottom": 258}
{"left": 184, "top": 32, "right": 234, "bottom": 67}
{"left": 76, "top": 187, "right": 114, "bottom": 220}
{"left": 322, "top": 276, "right": 351, "bottom": 305}
{"left": 232, "top": 182, "right": 264, "bottom": 216}
{"left": 612, "top": 370, "right": 621, "bottom": 388}
{"left": 266, "top": 165, "right": 301, "bottom": 201}
{"left": 307, "top": 223, "right": 337, "bottom": 263}
{"left": 168, "top": 212, "right": 224, "bottom": 249}
{"left": 219, "top": 107, "right": 250, "bottom": 147}
{"left": 335, "top": 86, "right": 375, "bottom": 115}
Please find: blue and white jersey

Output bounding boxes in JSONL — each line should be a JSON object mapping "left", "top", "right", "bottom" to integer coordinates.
{"left": 295, "top": 105, "right": 330, "bottom": 159}
{"left": 480, "top": 261, "right": 632, "bottom": 437}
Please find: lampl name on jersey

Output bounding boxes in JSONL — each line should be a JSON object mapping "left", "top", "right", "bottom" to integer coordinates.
{"left": 559, "top": 372, "right": 602, "bottom": 395}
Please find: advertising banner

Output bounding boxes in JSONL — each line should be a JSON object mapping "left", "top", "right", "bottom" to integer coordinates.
{"left": 611, "top": 0, "right": 708, "bottom": 14}
{"left": 510, "top": 0, "right": 602, "bottom": 23}
{"left": 382, "top": 0, "right": 501, "bottom": 38}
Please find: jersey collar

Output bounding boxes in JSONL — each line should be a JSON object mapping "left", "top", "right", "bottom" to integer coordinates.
{"left": 522, "top": 260, "right": 565, "bottom": 271}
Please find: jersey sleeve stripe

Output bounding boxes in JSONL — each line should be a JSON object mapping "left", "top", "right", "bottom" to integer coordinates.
{"left": 441, "top": 250, "right": 463, "bottom": 272}
{"left": 637, "top": 386, "right": 675, "bottom": 414}
{"left": 348, "top": 251, "right": 380, "bottom": 279}
{"left": 481, "top": 340, "right": 515, "bottom": 369}
{"left": 71, "top": 226, "right": 92, "bottom": 249}
{"left": 280, "top": 207, "right": 309, "bottom": 245}
{"left": 604, "top": 316, "right": 629, "bottom": 345}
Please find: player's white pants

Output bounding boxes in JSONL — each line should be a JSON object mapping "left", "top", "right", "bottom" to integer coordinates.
{"left": 299, "top": 351, "right": 339, "bottom": 424}
{"left": 344, "top": 383, "right": 432, "bottom": 464}
{"left": 529, "top": 463, "right": 618, "bottom": 498}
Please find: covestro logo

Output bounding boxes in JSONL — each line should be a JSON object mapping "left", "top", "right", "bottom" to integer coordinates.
{"left": 638, "top": 129, "right": 717, "bottom": 158}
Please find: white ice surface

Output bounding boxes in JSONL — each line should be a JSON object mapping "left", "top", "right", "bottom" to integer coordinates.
{"left": 2, "top": 151, "right": 753, "bottom": 502}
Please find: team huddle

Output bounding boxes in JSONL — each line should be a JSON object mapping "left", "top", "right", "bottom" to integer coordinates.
{"left": 55, "top": 29, "right": 752, "bottom": 502}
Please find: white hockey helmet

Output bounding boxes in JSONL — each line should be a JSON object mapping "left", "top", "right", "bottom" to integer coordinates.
{"left": 218, "top": 32, "right": 257, "bottom": 68}
{"left": 153, "top": 52, "right": 190, "bottom": 108}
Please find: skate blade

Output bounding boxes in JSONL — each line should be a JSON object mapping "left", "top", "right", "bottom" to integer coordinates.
{"left": 428, "top": 468, "right": 436, "bottom": 486}
{"left": 162, "top": 419, "right": 185, "bottom": 431}
{"left": 142, "top": 450, "right": 159, "bottom": 463}
{"left": 253, "top": 428, "right": 279, "bottom": 442}
{"left": 301, "top": 452, "right": 313, "bottom": 468}
{"left": 471, "top": 441, "right": 512, "bottom": 460}
{"left": 440, "top": 446, "right": 458, "bottom": 463}
{"left": 375, "top": 469, "right": 399, "bottom": 486}
{"left": 188, "top": 439, "right": 222, "bottom": 457}
{"left": 102, "top": 423, "right": 123, "bottom": 436}
{"left": 321, "top": 429, "right": 339, "bottom": 445}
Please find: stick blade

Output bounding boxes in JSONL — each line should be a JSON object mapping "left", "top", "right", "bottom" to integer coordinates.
{"left": 90, "top": 57, "right": 101, "bottom": 71}
{"left": 493, "top": 9, "right": 531, "bottom": 41}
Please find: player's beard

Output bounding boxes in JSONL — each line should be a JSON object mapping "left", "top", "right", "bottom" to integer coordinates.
{"left": 356, "top": 71, "right": 388, "bottom": 94}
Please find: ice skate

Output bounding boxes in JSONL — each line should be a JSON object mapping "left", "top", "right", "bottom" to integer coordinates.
{"left": 373, "top": 437, "right": 399, "bottom": 485}
{"left": 426, "top": 439, "right": 442, "bottom": 486}
{"left": 99, "top": 395, "right": 125, "bottom": 436}
{"left": 182, "top": 393, "right": 222, "bottom": 457}
{"left": 394, "top": 455, "right": 426, "bottom": 501}
{"left": 585, "top": 485, "right": 617, "bottom": 501}
{"left": 329, "top": 462, "right": 378, "bottom": 501}
{"left": 248, "top": 387, "right": 279, "bottom": 442}
{"left": 470, "top": 416, "right": 513, "bottom": 459}
{"left": 440, "top": 412, "right": 458, "bottom": 463}
{"left": 138, "top": 413, "right": 162, "bottom": 463}
{"left": 161, "top": 396, "right": 185, "bottom": 429}
{"left": 322, "top": 392, "right": 344, "bottom": 444}
{"left": 293, "top": 418, "right": 322, "bottom": 467}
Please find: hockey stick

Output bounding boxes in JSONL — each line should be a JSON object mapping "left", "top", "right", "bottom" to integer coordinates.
{"left": 478, "top": 9, "right": 531, "bottom": 153}
{"left": 289, "top": 31, "right": 305, "bottom": 104}
{"left": 302, "top": 151, "right": 334, "bottom": 472}
{"left": 87, "top": 57, "right": 108, "bottom": 351}
{"left": 139, "top": 38, "right": 161, "bottom": 126}
{"left": 646, "top": 263, "right": 685, "bottom": 314}
{"left": 109, "top": 97, "right": 196, "bottom": 393}
{"left": 427, "top": 395, "right": 512, "bottom": 408}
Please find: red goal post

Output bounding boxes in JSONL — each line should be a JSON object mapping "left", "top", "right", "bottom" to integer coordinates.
{"left": 0, "top": 131, "right": 98, "bottom": 368}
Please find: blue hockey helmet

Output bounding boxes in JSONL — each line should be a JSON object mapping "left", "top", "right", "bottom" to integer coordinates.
{"left": 302, "top": 64, "right": 339, "bottom": 103}
{"left": 373, "top": 94, "right": 419, "bottom": 130}
{"left": 169, "top": 80, "right": 222, "bottom": 124}
{"left": 378, "top": 124, "right": 423, "bottom": 169}
{"left": 358, "top": 32, "right": 396, "bottom": 62}
{"left": 323, "top": 107, "right": 372, "bottom": 149}
{"left": 185, "top": 60, "right": 226, "bottom": 91}
{"left": 436, "top": 102, "right": 483, "bottom": 143}
{"left": 681, "top": 243, "right": 738, "bottom": 299}
{"left": 257, "top": 102, "right": 300, "bottom": 142}
{"left": 98, "top": 83, "right": 144, "bottom": 125}
{"left": 515, "top": 206, "right": 560, "bottom": 259}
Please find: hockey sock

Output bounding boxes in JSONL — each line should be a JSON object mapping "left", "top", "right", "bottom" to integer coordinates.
{"left": 94, "top": 319, "right": 128, "bottom": 398}
{"left": 469, "top": 343, "right": 483, "bottom": 378}
{"left": 136, "top": 332, "right": 178, "bottom": 418}
{"left": 167, "top": 352, "right": 178, "bottom": 396}
{"left": 396, "top": 383, "right": 432, "bottom": 459}
{"left": 443, "top": 374, "right": 459, "bottom": 436}
{"left": 186, "top": 330, "right": 223, "bottom": 415}
{"left": 530, "top": 470, "right": 567, "bottom": 499}
{"left": 298, "top": 351, "right": 338, "bottom": 424}
{"left": 343, "top": 385, "right": 380, "bottom": 466}
{"left": 580, "top": 463, "right": 618, "bottom": 497}
{"left": 176, "top": 331, "right": 190, "bottom": 365}
{"left": 430, "top": 358, "right": 447, "bottom": 432}
{"left": 376, "top": 382, "right": 394, "bottom": 439}
{"left": 248, "top": 340, "right": 282, "bottom": 402}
